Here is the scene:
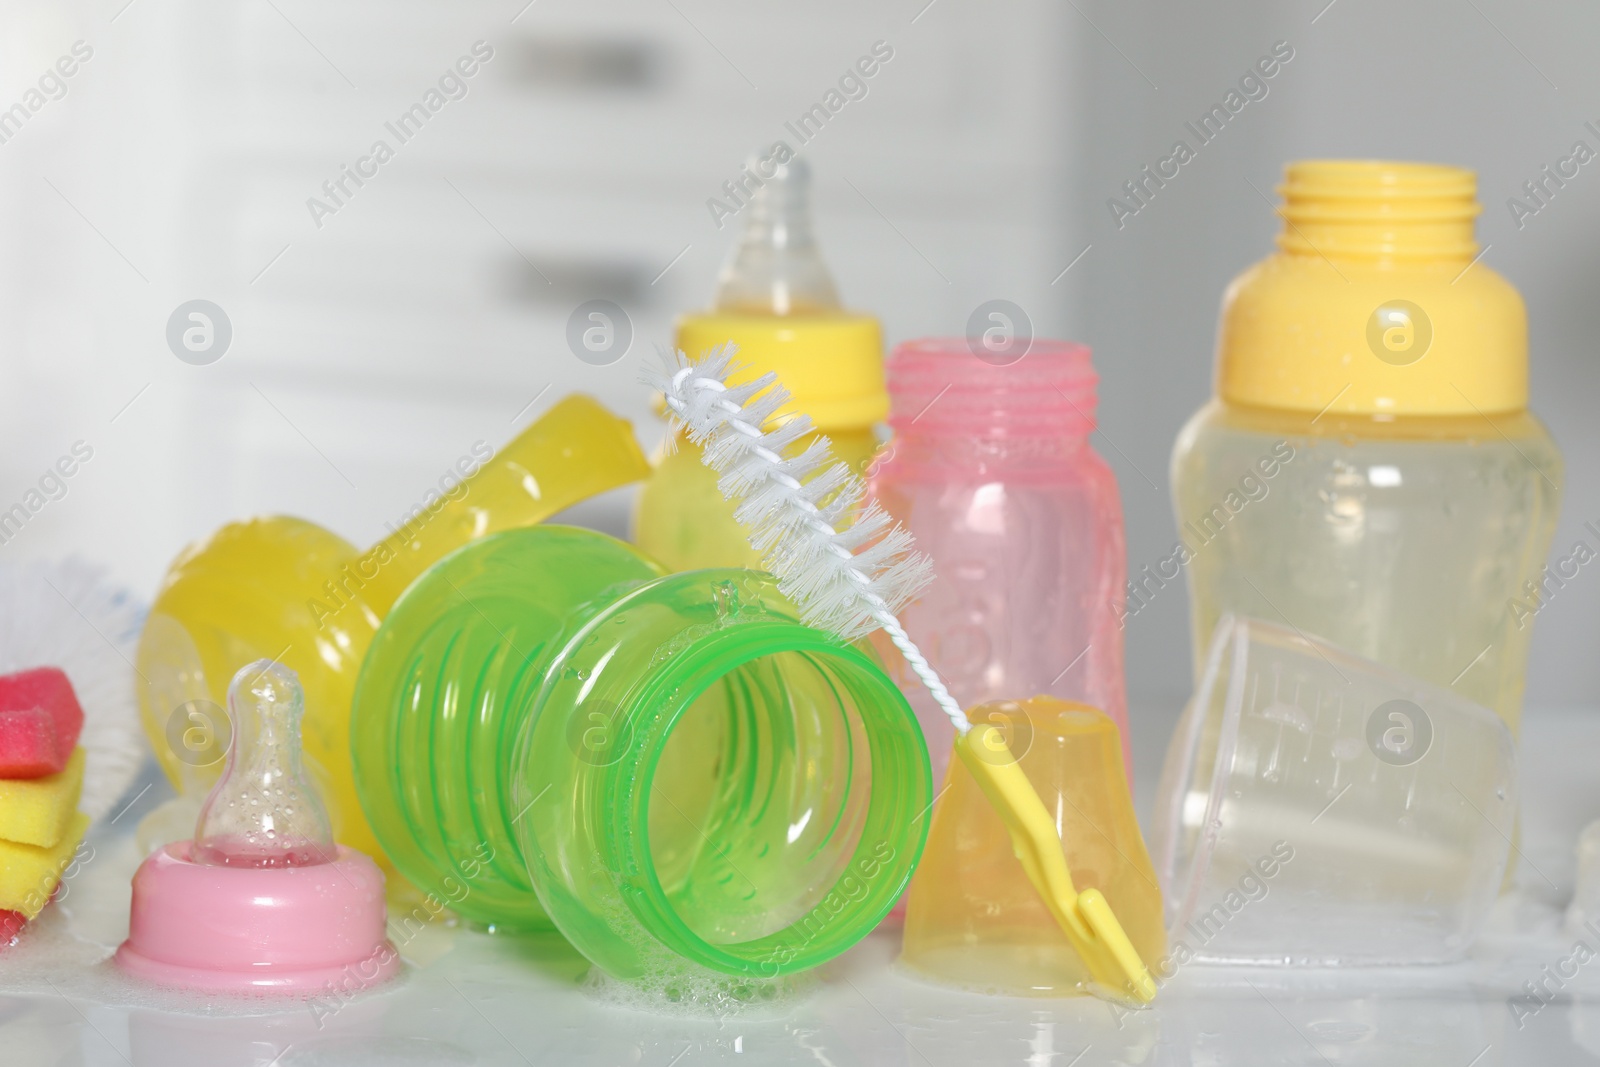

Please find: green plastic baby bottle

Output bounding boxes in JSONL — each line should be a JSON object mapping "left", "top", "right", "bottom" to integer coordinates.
{"left": 349, "top": 525, "right": 931, "bottom": 982}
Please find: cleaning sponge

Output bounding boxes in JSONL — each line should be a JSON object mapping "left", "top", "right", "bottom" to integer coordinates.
{"left": 0, "top": 667, "right": 84, "bottom": 778}
{"left": 0, "top": 811, "right": 90, "bottom": 919}
{"left": 0, "top": 747, "right": 85, "bottom": 848}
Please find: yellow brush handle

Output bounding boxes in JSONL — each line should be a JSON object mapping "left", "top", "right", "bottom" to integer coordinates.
{"left": 955, "top": 724, "right": 1156, "bottom": 1004}
{"left": 1078, "top": 890, "right": 1159, "bottom": 1003}
{"left": 956, "top": 727, "right": 1083, "bottom": 926}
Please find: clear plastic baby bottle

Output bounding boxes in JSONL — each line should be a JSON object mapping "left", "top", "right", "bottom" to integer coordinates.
{"left": 867, "top": 339, "right": 1130, "bottom": 785}
{"left": 1171, "top": 161, "right": 1563, "bottom": 734}
{"left": 633, "top": 154, "right": 885, "bottom": 570}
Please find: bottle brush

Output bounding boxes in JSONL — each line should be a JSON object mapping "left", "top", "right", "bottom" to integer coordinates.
{"left": 647, "top": 345, "right": 1156, "bottom": 1004}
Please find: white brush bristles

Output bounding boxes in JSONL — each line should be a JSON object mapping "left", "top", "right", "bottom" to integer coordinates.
{"left": 647, "top": 345, "right": 932, "bottom": 643}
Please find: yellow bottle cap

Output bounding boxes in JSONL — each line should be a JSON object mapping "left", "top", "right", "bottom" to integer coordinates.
{"left": 1218, "top": 160, "right": 1527, "bottom": 417}
{"left": 676, "top": 311, "right": 886, "bottom": 430}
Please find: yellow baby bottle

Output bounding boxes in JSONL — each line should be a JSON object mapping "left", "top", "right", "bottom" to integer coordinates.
{"left": 138, "top": 395, "right": 649, "bottom": 860}
{"left": 633, "top": 155, "right": 886, "bottom": 569}
{"left": 1170, "top": 161, "right": 1563, "bottom": 735}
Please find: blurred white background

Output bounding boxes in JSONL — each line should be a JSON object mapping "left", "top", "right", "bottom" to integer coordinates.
{"left": 0, "top": 0, "right": 1594, "bottom": 714}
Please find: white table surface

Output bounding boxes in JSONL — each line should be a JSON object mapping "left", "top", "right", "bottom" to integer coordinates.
{"left": 5, "top": 700, "right": 1599, "bottom": 1067}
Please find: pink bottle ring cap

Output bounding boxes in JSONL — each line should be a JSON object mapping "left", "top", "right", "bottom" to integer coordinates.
{"left": 116, "top": 841, "right": 399, "bottom": 994}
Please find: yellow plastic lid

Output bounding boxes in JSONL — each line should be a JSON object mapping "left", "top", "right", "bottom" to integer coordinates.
{"left": 676, "top": 311, "right": 886, "bottom": 430}
{"left": 1218, "top": 160, "right": 1528, "bottom": 417}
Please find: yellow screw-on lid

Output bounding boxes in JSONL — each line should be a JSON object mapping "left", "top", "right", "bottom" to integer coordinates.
{"left": 676, "top": 311, "right": 887, "bottom": 429}
{"left": 1218, "top": 160, "right": 1528, "bottom": 417}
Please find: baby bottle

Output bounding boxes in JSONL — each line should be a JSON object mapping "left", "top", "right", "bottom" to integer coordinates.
{"left": 137, "top": 395, "right": 649, "bottom": 860}
{"left": 117, "top": 661, "right": 397, "bottom": 993}
{"left": 350, "top": 524, "right": 930, "bottom": 982}
{"left": 867, "top": 339, "right": 1130, "bottom": 785}
{"left": 1171, "top": 161, "right": 1563, "bottom": 733}
{"left": 633, "top": 155, "right": 886, "bottom": 570}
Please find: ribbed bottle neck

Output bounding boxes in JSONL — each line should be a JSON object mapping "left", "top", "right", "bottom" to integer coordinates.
{"left": 1275, "top": 160, "right": 1480, "bottom": 262}
{"left": 886, "top": 338, "right": 1098, "bottom": 440}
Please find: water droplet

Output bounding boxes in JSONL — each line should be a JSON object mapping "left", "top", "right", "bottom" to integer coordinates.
{"left": 1257, "top": 701, "right": 1312, "bottom": 733}
{"left": 712, "top": 580, "right": 740, "bottom": 620}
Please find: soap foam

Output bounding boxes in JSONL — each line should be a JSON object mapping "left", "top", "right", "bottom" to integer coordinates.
{"left": 580, "top": 964, "right": 811, "bottom": 1021}
{"left": 0, "top": 905, "right": 408, "bottom": 1019}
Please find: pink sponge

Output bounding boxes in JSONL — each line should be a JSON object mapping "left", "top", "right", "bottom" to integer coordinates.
{"left": 0, "top": 668, "right": 83, "bottom": 779}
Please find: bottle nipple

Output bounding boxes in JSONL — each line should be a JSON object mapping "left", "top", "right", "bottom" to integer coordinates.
{"left": 192, "top": 660, "right": 336, "bottom": 868}
{"left": 713, "top": 154, "right": 841, "bottom": 316}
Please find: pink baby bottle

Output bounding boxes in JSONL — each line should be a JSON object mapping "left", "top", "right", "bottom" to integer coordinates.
{"left": 868, "top": 338, "right": 1130, "bottom": 787}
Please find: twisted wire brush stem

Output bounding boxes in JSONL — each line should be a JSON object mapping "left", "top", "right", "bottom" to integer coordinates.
{"left": 649, "top": 345, "right": 970, "bottom": 737}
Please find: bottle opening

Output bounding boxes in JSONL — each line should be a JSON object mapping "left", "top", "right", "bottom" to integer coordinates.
{"left": 1276, "top": 160, "right": 1480, "bottom": 261}
{"left": 609, "top": 608, "right": 928, "bottom": 978}
{"left": 647, "top": 649, "right": 882, "bottom": 953}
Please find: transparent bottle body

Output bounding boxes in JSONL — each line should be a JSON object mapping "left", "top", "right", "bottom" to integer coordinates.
{"left": 869, "top": 433, "right": 1129, "bottom": 785}
{"left": 1170, "top": 400, "right": 1563, "bottom": 734}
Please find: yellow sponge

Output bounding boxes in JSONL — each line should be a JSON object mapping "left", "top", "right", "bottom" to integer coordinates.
{"left": 0, "top": 811, "right": 89, "bottom": 918}
{"left": 0, "top": 746, "right": 85, "bottom": 848}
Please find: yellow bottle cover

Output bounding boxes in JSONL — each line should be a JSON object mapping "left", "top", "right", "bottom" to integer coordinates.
{"left": 676, "top": 312, "right": 886, "bottom": 430}
{"left": 136, "top": 394, "right": 650, "bottom": 860}
{"left": 633, "top": 426, "right": 881, "bottom": 573}
{"left": 640, "top": 311, "right": 885, "bottom": 572}
{"left": 1218, "top": 160, "right": 1527, "bottom": 417}
{"left": 904, "top": 697, "right": 1163, "bottom": 1003}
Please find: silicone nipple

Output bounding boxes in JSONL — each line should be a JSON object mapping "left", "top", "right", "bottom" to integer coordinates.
{"left": 714, "top": 154, "right": 841, "bottom": 315}
{"left": 192, "top": 660, "right": 335, "bottom": 868}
